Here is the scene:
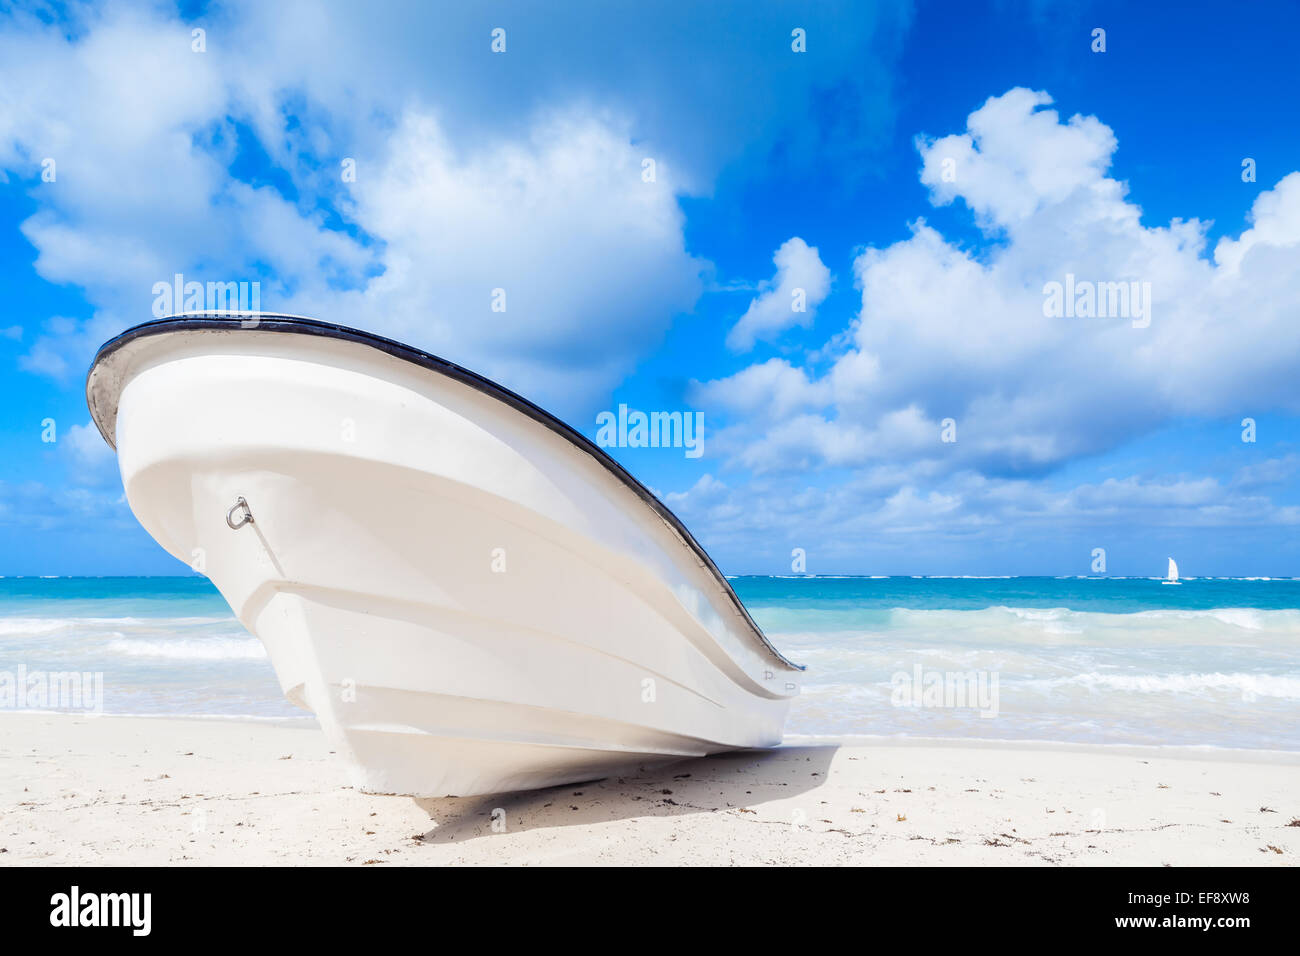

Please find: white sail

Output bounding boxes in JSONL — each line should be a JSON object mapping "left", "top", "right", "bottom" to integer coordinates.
{"left": 1167, "top": 557, "right": 1179, "bottom": 582}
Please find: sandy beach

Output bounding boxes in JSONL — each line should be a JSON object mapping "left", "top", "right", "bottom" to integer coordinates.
{"left": 1, "top": 713, "right": 1296, "bottom": 866}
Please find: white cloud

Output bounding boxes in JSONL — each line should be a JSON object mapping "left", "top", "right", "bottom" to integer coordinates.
{"left": 697, "top": 89, "right": 1300, "bottom": 480}
{"left": 1, "top": 7, "right": 373, "bottom": 381}
{"left": 917, "top": 88, "right": 1117, "bottom": 226}
{"left": 0, "top": 6, "right": 702, "bottom": 414}
{"left": 661, "top": 462, "right": 1300, "bottom": 573}
{"left": 690, "top": 358, "right": 829, "bottom": 421}
{"left": 219, "top": 0, "right": 911, "bottom": 191}
{"left": 302, "top": 109, "right": 703, "bottom": 412}
{"left": 62, "top": 421, "right": 117, "bottom": 479}
{"left": 1, "top": 1, "right": 910, "bottom": 416}
{"left": 1213, "top": 172, "right": 1300, "bottom": 274}
{"left": 17, "top": 316, "right": 77, "bottom": 378}
{"left": 726, "top": 237, "right": 831, "bottom": 352}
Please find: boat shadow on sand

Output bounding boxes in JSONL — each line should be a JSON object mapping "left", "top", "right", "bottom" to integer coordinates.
{"left": 410, "top": 744, "right": 838, "bottom": 844}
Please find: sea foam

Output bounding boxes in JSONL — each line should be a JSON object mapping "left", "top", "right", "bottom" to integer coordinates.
{"left": 104, "top": 637, "right": 267, "bottom": 661}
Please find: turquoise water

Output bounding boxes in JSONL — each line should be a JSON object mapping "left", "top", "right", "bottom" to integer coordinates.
{"left": 733, "top": 576, "right": 1300, "bottom": 751}
{"left": 2, "top": 575, "right": 1298, "bottom": 749}
{"left": 731, "top": 575, "right": 1300, "bottom": 614}
{"left": 0, "top": 577, "right": 294, "bottom": 720}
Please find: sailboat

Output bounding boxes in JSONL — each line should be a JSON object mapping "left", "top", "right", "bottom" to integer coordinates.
{"left": 85, "top": 314, "right": 803, "bottom": 797}
{"left": 1162, "top": 557, "right": 1181, "bottom": 585}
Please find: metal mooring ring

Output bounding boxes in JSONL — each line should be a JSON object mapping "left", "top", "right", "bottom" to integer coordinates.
{"left": 226, "top": 496, "right": 254, "bottom": 530}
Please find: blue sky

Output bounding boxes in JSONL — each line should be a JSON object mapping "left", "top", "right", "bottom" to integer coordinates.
{"left": 1, "top": 0, "right": 1298, "bottom": 576}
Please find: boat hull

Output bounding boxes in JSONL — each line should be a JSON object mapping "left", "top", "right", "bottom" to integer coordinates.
{"left": 87, "top": 319, "right": 800, "bottom": 796}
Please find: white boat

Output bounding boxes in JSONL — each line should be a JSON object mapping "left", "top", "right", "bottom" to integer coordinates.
{"left": 86, "top": 314, "right": 802, "bottom": 796}
{"left": 1162, "top": 557, "right": 1181, "bottom": 585}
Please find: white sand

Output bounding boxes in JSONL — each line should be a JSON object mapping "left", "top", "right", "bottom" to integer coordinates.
{"left": 1, "top": 713, "right": 1297, "bottom": 866}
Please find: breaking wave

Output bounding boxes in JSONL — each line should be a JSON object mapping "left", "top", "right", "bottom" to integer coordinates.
{"left": 1053, "top": 671, "right": 1300, "bottom": 699}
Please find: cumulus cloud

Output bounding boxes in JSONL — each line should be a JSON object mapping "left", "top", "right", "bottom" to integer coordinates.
{"left": 0, "top": 480, "right": 123, "bottom": 532}
{"left": 304, "top": 109, "right": 703, "bottom": 411}
{"left": 2, "top": 12, "right": 361, "bottom": 298}
{"left": 725, "top": 238, "right": 831, "bottom": 352}
{"left": 917, "top": 87, "right": 1117, "bottom": 226}
{"left": 61, "top": 422, "right": 118, "bottom": 487}
{"left": 0, "top": 1, "right": 909, "bottom": 415}
{"left": 220, "top": 0, "right": 911, "bottom": 191}
{"left": 691, "top": 358, "right": 830, "bottom": 421}
{"left": 697, "top": 88, "right": 1300, "bottom": 479}
{"left": 1, "top": 6, "right": 371, "bottom": 380}
{"left": 663, "top": 461, "right": 1300, "bottom": 573}
{"left": 0, "top": 7, "right": 700, "bottom": 413}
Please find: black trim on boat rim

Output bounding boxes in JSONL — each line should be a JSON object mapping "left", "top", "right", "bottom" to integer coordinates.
{"left": 86, "top": 313, "right": 802, "bottom": 671}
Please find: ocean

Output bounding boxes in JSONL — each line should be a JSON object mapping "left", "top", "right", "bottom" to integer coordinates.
{"left": 2, "top": 575, "right": 1297, "bottom": 750}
